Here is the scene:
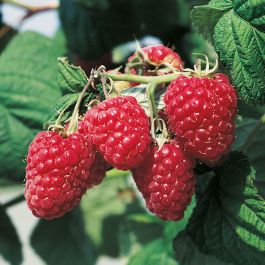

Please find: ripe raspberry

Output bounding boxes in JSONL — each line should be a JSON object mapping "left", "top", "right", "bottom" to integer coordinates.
{"left": 88, "top": 151, "right": 109, "bottom": 188}
{"left": 64, "top": 119, "right": 85, "bottom": 134}
{"left": 129, "top": 44, "right": 183, "bottom": 71}
{"left": 25, "top": 131, "right": 95, "bottom": 220}
{"left": 84, "top": 96, "right": 151, "bottom": 170}
{"left": 132, "top": 141, "right": 195, "bottom": 221}
{"left": 164, "top": 74, "right": 237, "bottom": 165}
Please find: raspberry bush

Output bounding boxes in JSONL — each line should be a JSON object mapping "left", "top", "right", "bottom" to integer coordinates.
{"left": 0, "top": 1, "right": 264, "bottom": 265}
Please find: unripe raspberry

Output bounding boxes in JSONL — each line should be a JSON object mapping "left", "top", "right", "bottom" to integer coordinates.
{"left": 164, "top": 74, "right": 237, "bottom": 165}
{"left": 25, "top": 131, "right": 95, "bottom": 220}
{"left": 132, "top": 141, "right": 195, "bottom": 221}
{"left": 84, "top": 96, "right": 151, "bottom": 170}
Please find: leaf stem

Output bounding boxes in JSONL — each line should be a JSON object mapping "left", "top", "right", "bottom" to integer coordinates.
{"left": 2, "top": 194, "right": 25, "bottom": 209}
{"left": 240, "top": 114, "right": 265, "bottom": 152}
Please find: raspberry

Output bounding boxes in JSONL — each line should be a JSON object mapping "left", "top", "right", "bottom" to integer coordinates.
{"left": 132, "top": 141, "right": 195, "bottom": 221}
{"left": 129, "top": 44, "right": 183, "bottom": 70}
{"left": 164, "top": 74, "right": 237, "bottom": 165}
{"left": 88, "top": 151, "right": 109, "bottom": 189}
{"left": 24, "top": 131, "right": 95, "bottom": 220}
{"left": 84, "top": 96, "right": 151, "bottom": 170}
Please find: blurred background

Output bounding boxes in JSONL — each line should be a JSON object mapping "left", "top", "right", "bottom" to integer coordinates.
{"left": 0, "top": 1, "right": 216, "bottom": 265}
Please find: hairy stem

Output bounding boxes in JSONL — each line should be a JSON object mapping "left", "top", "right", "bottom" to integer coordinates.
{"left": 67, "top": 79, "right": 92, "bottom": 134}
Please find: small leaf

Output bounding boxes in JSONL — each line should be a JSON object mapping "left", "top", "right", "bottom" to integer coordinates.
{"left": 44, "top": 93, "right": 80, "bottom": 129}
{"left": 30, "top": 207, "right": 97, "bottom": 265}
{"left": 121, "top": 85, "right": 166, "bottom": 116}
{"left": 58, "top": 57, "right": 89, "bottom": 95}
{"left": 0, "top": 205, "right": 22, "bottom": 265}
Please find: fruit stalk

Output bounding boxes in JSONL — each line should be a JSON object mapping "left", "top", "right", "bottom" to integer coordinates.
{"left": 106, "top": 72, "right": 188, "bottom": 84}
{"left": 67, "top": 78, "right": 93, "bottom": 134}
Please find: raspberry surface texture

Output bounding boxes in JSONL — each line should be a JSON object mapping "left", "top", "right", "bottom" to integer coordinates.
{"left": 132, "top": 141, "right": 195, "bottom": 221}
{"left": 84, "top": 96, "right": 151, "bottom": 170}
{"left": 129, "top": 44, "right": 183, "bottom": 70}
{"left": 164, "top": 74, "right": 237, "bottom": 165}
{"left": 25, "top": 131, "right": 95, "bottom": 220}
{"left": 88, "top": 152, "right": 109, "bottom": 188}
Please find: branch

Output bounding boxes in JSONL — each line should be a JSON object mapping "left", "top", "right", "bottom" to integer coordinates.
{"left": 2, "top": 193, "right": 25, "bottom": 209}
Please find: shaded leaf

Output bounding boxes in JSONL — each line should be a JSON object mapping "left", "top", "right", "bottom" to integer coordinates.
{"left": 174, "top": 152, "right": 265, "bottom": 265}
{"left": 30, "top": 207, "right": 97, "bottom": 265}
{"left": 0, "top": 205, "right": 22, "bottom": 265}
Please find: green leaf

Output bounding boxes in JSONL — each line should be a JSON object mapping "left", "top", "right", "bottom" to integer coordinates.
{"left": 174, "top": 231, "right": 232, "bottom": 265}
{"left": 0, "top": 31, "right": 64, "bottom": 181}
{"left": 81, "top": 170, "right": 132, "bottom": 254}
{"left": 191, "top": 0, "right": 265, "bottom": 103}
{"left": 121, "top": 85, "right": 166, "bottom": 116}
{"left": 58, "top": 57, "right": 89, "bottom": 95}
{"left": 127, "top": 198, "right": 196, "bottom": 265}
{"left": 0, "top": 205, "right": 22, "bottom": 265}
{"left": 128, "top": 239, "right": 177, "bottom": 265}
{"left": 119, "top": 213, "right": 164, "bottom": 257}
{"left": 234, "top": 117, "right": 265, "bottom": 181}
{"left": 44, "top": 93, "right": 80, "bottom": 129}
{"left": 78, "top": 0, "right": 109, "bottom": 10}
{"left": 175, "top": 152, "right": 265, "bottom": 265}
{"left": 30, "top": 207, "right": 97, "bottom": 265}
{"left": 60, "top": 0, "right": 190, "bottom": 59}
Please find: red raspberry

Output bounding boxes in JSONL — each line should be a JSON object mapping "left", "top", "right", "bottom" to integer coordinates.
{"left": 129, "top": 44, "right": 183, "bottom": 70}
{"left": 132, "top": 141, "right": 195, "bottom": 221}
{"left": 88, "top": 151, "right": 109, "bottom": 188}
{"left": 164, "top": 74, "right": 237, "bottom": 165}
{"left": 84, "top": 96, "right": 151, "bottom": 170}
{"left": 24, "top": 131, "right": 95, "bottom": 220}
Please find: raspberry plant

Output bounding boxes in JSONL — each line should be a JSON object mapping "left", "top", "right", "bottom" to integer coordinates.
{"left": 0, "top": 1, "right": 265, "bottom": 265}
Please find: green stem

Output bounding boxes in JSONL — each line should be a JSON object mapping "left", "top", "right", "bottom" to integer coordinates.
{"left": 146, "top": 82, "right": 159, "bottom": 139}
{"left": 240, "top": 114, "right": 265, "bottom": 152}
{"left": 2, "top": 194, "right": 25, "bottom": 209}
{"left": 67, "top": 79, "right": 92, "bottom": 134}
{"left": 106, "top": 72, "right": 186, "bottom": 84}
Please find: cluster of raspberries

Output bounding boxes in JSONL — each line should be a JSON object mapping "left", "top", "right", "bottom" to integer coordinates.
{"left": 24, "top": 45, "right": 237, "bottom": 221}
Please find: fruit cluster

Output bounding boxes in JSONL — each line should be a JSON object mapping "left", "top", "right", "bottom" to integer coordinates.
{"left": 24, "top": 45, "right": 237, "bottom": 221}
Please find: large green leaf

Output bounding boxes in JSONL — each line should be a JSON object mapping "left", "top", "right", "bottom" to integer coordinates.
{"left": 60, "top": 0, "right": 190, "bottom": 59}
{"left": 81, "top": 170, "right": 132, "bottom": 256}
{"left": 128, "top": 239, "right": 177, "bottom": 265}
{"left": 234, "top": 117, "right": 265, "bottom": 181}
{"left": 0, "top": 31, "right": 64, "bottom": 181}
{"left": 191, "top": 0, "right": 265, "bottom": 103}
{"left": 127, "top": 198, "right": 196, "bottom": 265}
{"left": 30, "top": 207, "right": 97, "bottom": 265}
{"left": 174, "top": 152, "right": 265, "bottom": 265}
{"left": 174, "top": 231, "right": 232, "bottom": 265}
{"left": 0, "top": 205, "right": 22, "bottom": 265}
